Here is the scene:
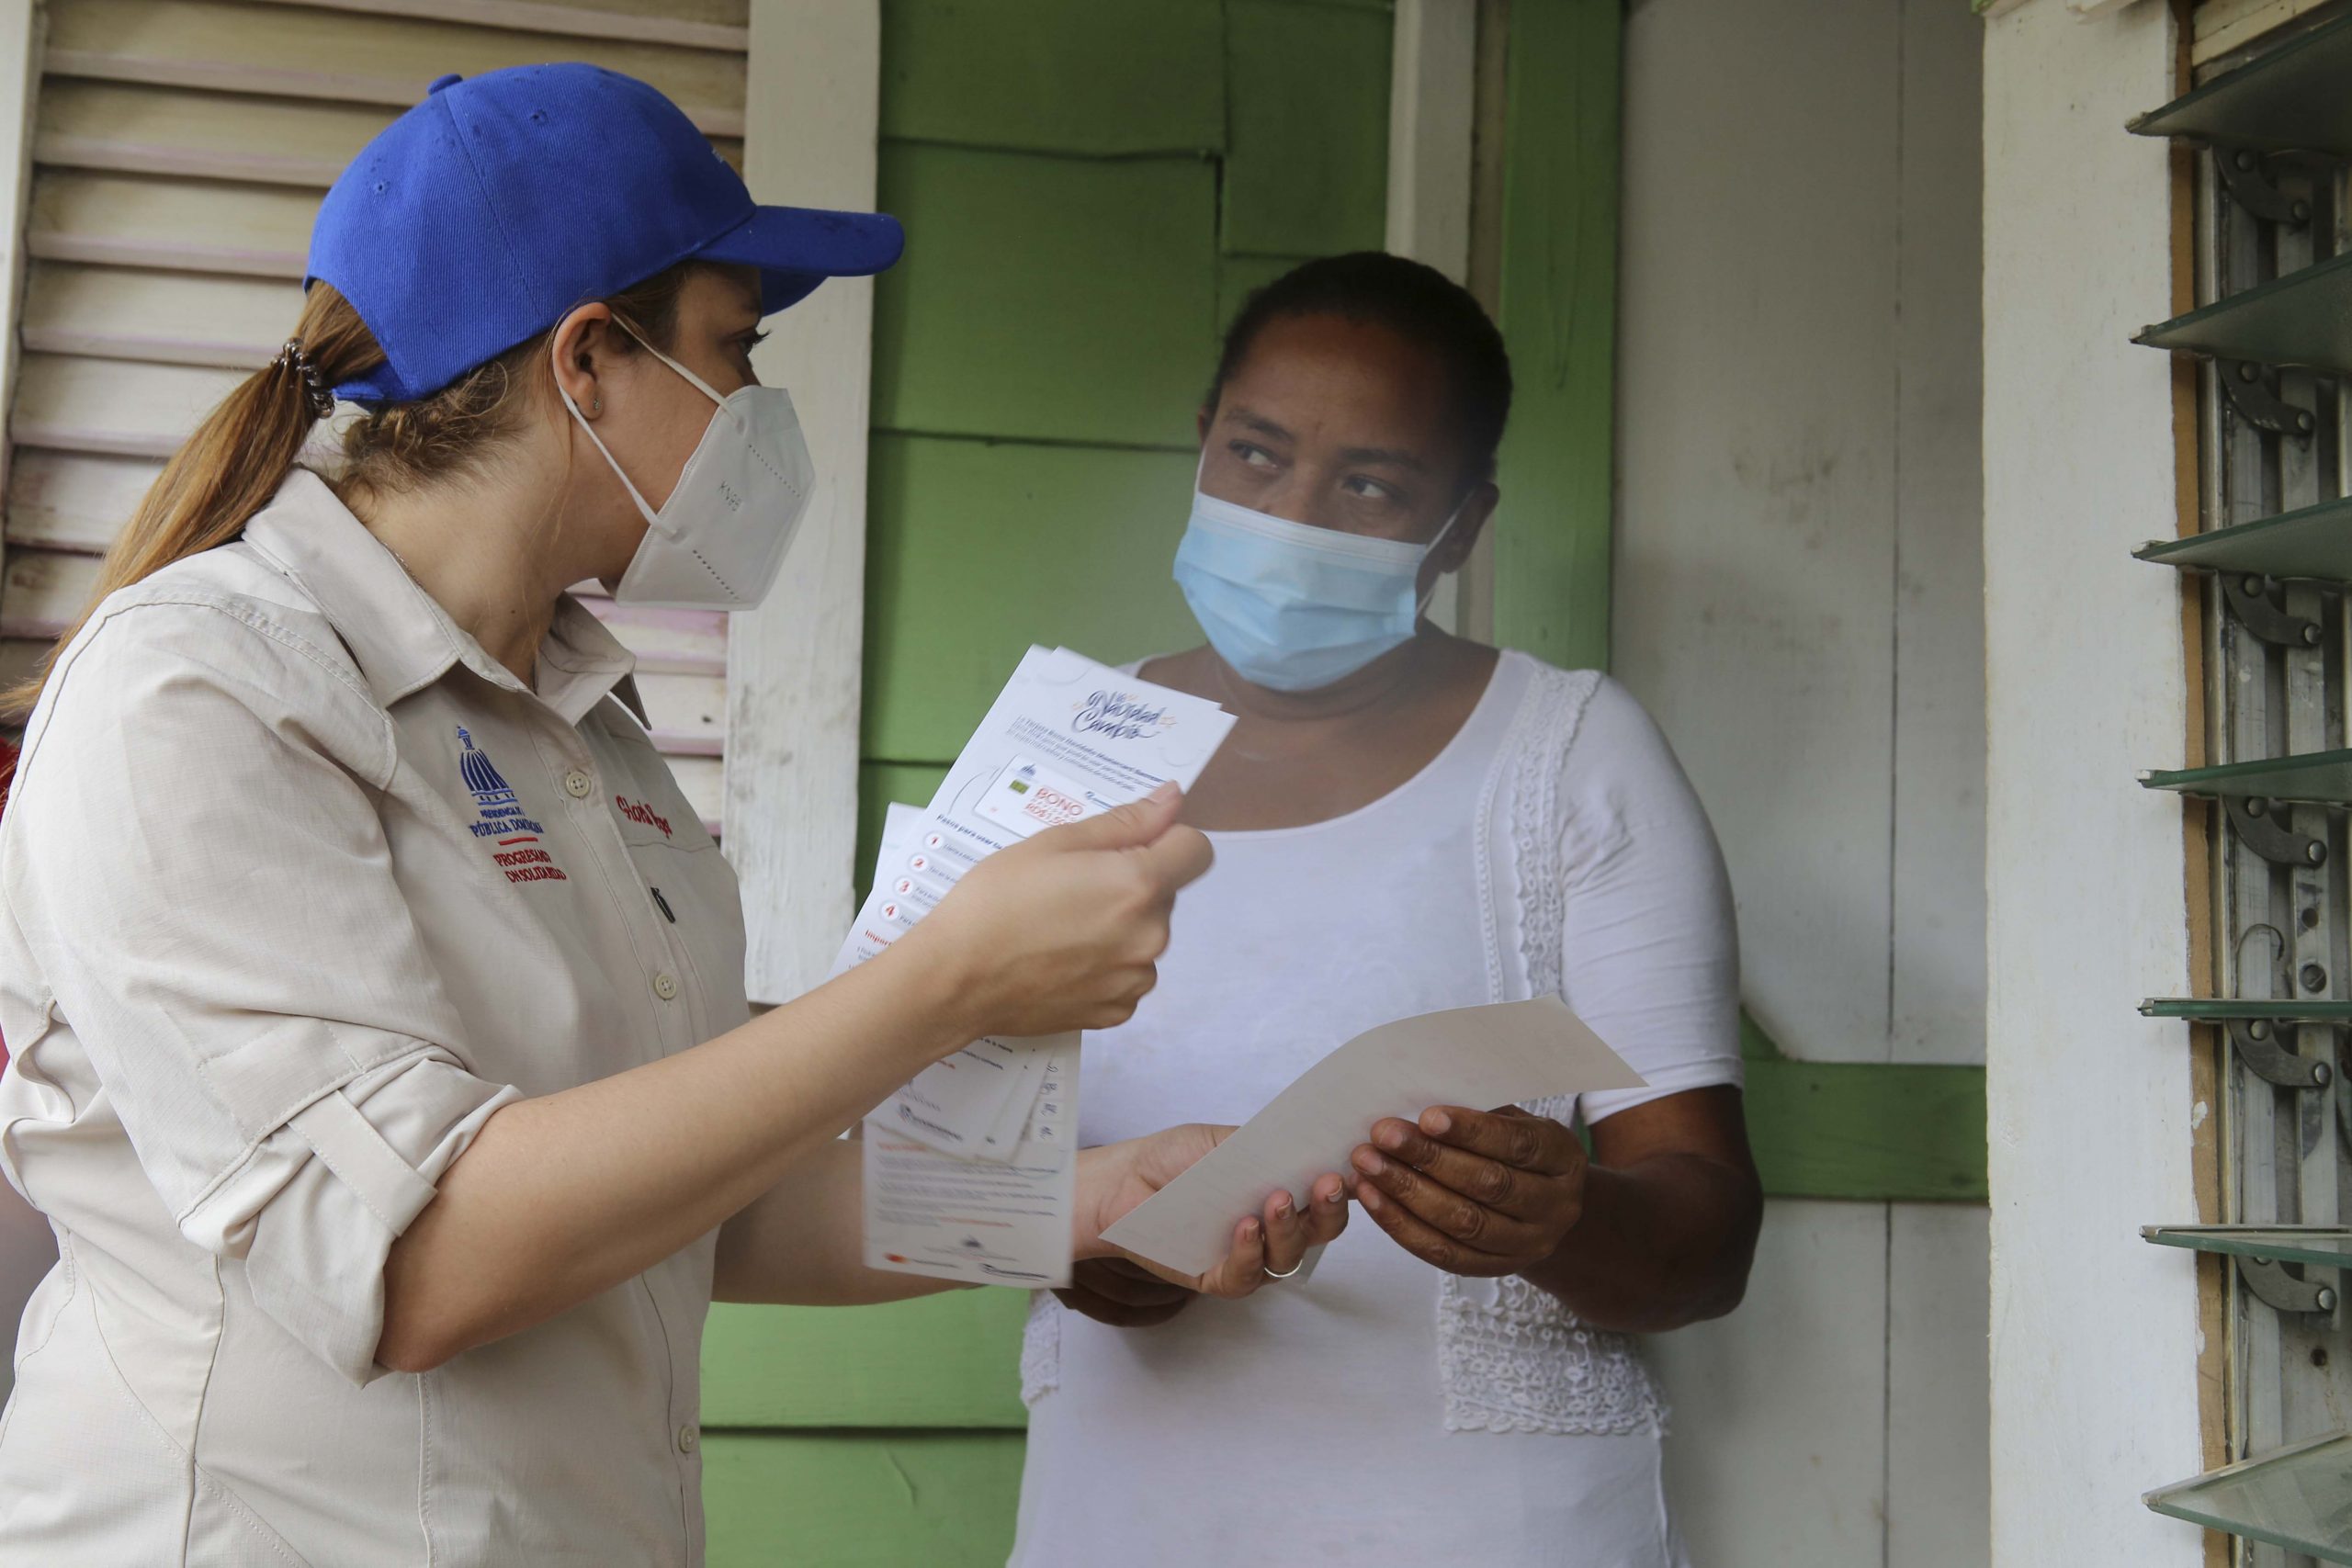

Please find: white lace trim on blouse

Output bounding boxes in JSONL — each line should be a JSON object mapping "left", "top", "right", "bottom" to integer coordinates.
{"left": 1433, "top": 663, "right": 1667, "bottom": 1437}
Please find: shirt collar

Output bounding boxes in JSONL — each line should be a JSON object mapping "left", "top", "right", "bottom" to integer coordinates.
{"left": 241, "top": 469, "right": 644, "bottom": 728}
{"left": 538, "top": 599, "right": 650, "bottom": 729}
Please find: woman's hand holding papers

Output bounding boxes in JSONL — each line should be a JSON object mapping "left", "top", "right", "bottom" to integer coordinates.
{"left": 899, "top": 782, "right": 1214, "bottom": 1043}
{"left": 1071, "top": 1123, "right": 1349, "bottom": 1304}
{"left": 1348, "top": 1106, "right": 1588, "bottom": 1278}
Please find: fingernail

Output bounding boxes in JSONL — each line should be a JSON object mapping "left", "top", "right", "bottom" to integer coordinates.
{"left": 1374, "top": 1123, "right": 1408, "bottom": 1150}
{"left": 1271, "top": 1193, "right": 1293, "bottom": 1219}
{"left": 1352, "top": 1149, "right": 1385, "bottom": 1176}
{"left": 1242, "top": 1217, "right": 1261, "bottom": 1240}
{"left": 1359, "top": 1187, "right": 1383, "bottom": 1213}
{"left": 1322, "top": 1185, "right": 1345, "bottom": 1204}
{"left": 1424, "top": 1110, "right": 1453, "bottom": 1135}
{"left": 1148, "top": 781, "right": 1179, "bottom": 803}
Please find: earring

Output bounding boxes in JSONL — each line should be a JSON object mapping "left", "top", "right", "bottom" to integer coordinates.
{"left": 590, "top": 395, "right": 602, "bottom": 415}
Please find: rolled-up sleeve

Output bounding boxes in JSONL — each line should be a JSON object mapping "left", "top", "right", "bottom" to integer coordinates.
{"left": 1554, "top": 677, "right": 1744, "bottom": 1126}
{"left": 12, "top": 598, "right": 517, "bottom": 1383}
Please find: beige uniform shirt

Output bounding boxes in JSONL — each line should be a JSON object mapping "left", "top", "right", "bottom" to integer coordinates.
{"left": 0, "top": 470, "right": 750, "bottom": 1564}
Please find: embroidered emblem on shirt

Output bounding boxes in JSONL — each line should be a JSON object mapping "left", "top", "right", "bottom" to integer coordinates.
{"left": 615, "top": 795, "right": 673, "bottom": 838}
{"left": 458, "top": 727, "right": 568, "bottom": 885}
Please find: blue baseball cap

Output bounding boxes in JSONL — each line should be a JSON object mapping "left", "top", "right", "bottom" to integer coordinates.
{"left": 306, "top": 63, "right": 904, "bottom": 404}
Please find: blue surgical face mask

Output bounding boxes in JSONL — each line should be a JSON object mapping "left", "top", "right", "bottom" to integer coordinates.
{"left": 1172, "top": 479, "right": 1464, "bottom": 693}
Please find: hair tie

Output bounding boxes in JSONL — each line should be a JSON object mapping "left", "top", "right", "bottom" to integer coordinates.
{"left": 274, "top": 339, "right": 335, "bottom": 420}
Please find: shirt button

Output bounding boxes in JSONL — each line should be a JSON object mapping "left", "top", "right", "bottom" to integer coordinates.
{"left": 677, "top": 1424, "right": 699, "bottom": 1454}
{"left": 564, "top": 770, "right": 594, "bottom": 798}
{"left": 652, "top": 972, "right": 679, "bottom": 1001}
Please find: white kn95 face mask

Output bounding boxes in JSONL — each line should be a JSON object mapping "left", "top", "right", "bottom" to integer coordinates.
{"left": 559, "top": 322, "right": 816, "bottom": 611}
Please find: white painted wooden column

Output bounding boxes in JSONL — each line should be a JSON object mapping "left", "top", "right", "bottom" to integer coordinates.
{"left": 1981, "top": 2, "right": 2201, "bottom": 1563}
{"left": 1385, "top": 0, "right": 1474, "bottom": 283}
{"left": 1384, "top": 0, "right": 1486, "bottom": 637}
{"left": 730, "top": 0, "right": 881, "bottom": 1005}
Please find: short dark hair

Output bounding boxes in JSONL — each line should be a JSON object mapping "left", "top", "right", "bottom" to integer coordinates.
{"left": 1205, "top": 252, "right": 1513, "bottom": 485}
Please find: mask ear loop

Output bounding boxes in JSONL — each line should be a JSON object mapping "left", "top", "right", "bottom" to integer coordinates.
{"left": 616, "top": 319, "right": 734, "bottom": 413}
{"left": 553, "top": 319, "right": 728, "bottom": 530}
{"left": 1413, "top": 491, "right": 1473, "bottom": 617}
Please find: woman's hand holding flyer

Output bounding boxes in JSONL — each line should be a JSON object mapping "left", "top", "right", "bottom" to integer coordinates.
{"left": 840, "top": 647, "right": 1235, "bottom": 1286}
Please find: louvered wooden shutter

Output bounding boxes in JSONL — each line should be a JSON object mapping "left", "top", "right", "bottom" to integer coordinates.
{"left": 0, "top": 0, "right": 749, "bottom": 837}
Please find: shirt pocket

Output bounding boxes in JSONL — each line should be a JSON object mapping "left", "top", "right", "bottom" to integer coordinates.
{"left": 593, "top": 726, "right": 748, "bottom": 1030}
{"left": 627, "top": 838, "right": 749, "bottom": 1036}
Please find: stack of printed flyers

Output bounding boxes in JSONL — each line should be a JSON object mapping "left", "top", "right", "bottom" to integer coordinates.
{"left": 836, "top": 646, "right": 1236, "bottom": 1287}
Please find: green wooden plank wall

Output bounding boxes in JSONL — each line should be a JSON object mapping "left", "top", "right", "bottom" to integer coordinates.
{"left": 1489, "top": 0, "right": 1617, "bottom": 676}
{"left": 704, "top": 1433, "right": 1025, "bottom": 1567}
{"left": 705, "top": 4, "right": 1393, "bottom": 1560}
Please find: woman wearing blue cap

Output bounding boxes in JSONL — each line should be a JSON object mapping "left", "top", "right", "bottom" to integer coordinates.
{"left": 0, "top": 65, "right": 1340, "bottom": 1563}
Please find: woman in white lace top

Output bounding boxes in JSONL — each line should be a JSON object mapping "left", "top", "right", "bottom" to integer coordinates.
{"left": 1006, "top": 254, "right": 1762, "bottom": 1568}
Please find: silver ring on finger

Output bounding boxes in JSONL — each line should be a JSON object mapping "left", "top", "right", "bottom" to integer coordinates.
{"left": 1262, "top": 1258, "right": 1306, "bottom": 1280}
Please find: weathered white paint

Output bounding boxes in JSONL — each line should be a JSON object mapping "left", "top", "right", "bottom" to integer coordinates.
{"left": 46, "top": 0, "right": 748, "bottom": 136}
{"left": 240, "top": 0, "right": 752, "bottom": 53}
{"left": 729, "top": 0, "right": 880, "bottom": 1005}
{"left": 1385, "top": 0, "right": 1477, "bottom": 638}
{"left": 1655, "top": 1201, "right": 1892, "bottom": 1564}
{"left": 3, "top": 450, "right": 157, "bottom": 553}
{"left": 0, "top": 547, "right": 98, "bottom": 637}
{"left": 1892, "top": 0, "right": 1988, "bottom": 1068}
{"left": 1982, "top": 3, "right": 2202, "bottom": 1563}
{"left": 1618, "top": 0, "right": 1985, "bottom": 1071}
{"left": 1385, "top": 0, "right": 1474, "bottom": 285}
{"left": 19, "top": 262, "right": 297, "bottom": 369}
{"left": 10, "top": 352, "right": 243, "bottom": 458}
{"left": 37, "top": 80, "right": 394, "bottom": 189}
{"left": 1655, "top": 1201, "right": 1994, "bottom": 1568}
{"left": 2193, "top": 0, "right": 2328, "bottom": 63}
{"left": 28, "top": 169, "right": 316, "bottom": 276}
{"left": 33, "top": 79, "right": 741, "bottom": 192}
{"left": 1617, "top": 0, "right": 1988, "bottom": 1071}
{"left": 1619, "top": 1, "right": 1989, "bottom": 1562}
{"left": 1888, "top": 1203, "right": 1993, "bottom": 1567}
{"left": 1618, "top": 0, "right": 1901, "bottom": 1067}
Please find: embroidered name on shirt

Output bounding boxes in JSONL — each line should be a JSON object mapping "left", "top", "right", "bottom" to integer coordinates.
{"left": 615, "top": 795, "right": 672, "bottom": 838}
{"left": 458, "top": 727, "right": 569, "bottom": 884}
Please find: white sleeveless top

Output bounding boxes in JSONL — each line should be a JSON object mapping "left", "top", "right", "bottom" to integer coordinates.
{"left": 1011, "top": 651, "right": 1741, "bottom": 1567}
